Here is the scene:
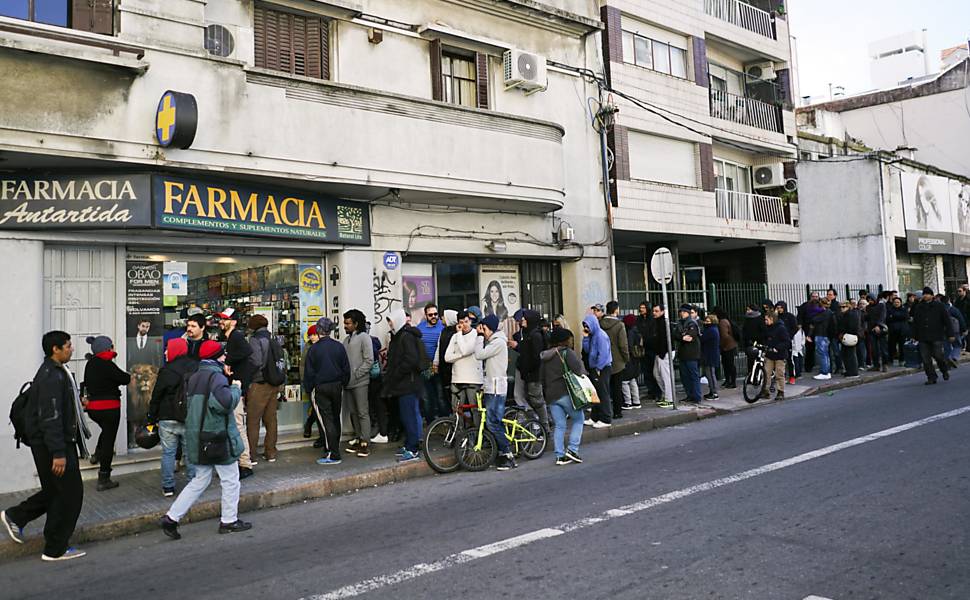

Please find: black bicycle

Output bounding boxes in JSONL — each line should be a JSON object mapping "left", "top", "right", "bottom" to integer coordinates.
{"left": 743, "top": 343, "right": 766, "bottom": 404}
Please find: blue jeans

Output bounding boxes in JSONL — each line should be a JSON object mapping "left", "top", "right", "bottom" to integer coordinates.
{"left": 422, "top": 375, "right": 447, "bottom": 420}
{"left": 484, "top": 393, "right": 510, "bottom": 454}
{"left": 397, "top": 393, "right": 422, "bottom": 453}
{"left": 549, "top": 396, "right": 583, "bottom": 458}
{"left": 946, "top": 335, "right": 962, "bottom": 360}
{"left": 815, "top": 336, "right": 831, "bottom": 374}
{"left": 678, "top": 359, "right": 701, "bottom": 401}
{"left": 159, "top": 420, "right": 195, "bottom": 490}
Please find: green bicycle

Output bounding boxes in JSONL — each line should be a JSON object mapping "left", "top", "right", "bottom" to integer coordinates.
{"left": 453, "top": 394, "right": 547, "bottom": 472}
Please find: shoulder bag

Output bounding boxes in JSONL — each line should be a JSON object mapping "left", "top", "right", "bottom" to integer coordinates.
{"left": 559, "top": 350, "right": 601, "bottom": 410}
{"left": 196, "top": 371, "right": 230, "bottom": 465}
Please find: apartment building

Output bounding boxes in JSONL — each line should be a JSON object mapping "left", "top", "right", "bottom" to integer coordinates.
{"left": 0, "top": 0, "right": 607, "bottom": 493}
{"left": 598, "top": 0, "right": 799, "bottom": 309}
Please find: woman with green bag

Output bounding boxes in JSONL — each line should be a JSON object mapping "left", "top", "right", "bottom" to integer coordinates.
{"left": 540, "top": 328, "right": 588, "bottom": 466}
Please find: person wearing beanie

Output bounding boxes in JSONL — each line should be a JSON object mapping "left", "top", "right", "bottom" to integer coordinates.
{"left": 160, "top": 341, "right": 252, "bottom": 540}
{"left": 913, "top": 286, "right": 954, "bottom": 384}
{"left": 341, "top": 309, "right": 374, "bottom": 458}
{"left": 303, "top": 315, "right": 350, "bottom": 465}
{"left": 381, "top": 307, "right": 425, "bottom": 462}
{"left": 218, "top": 309, "right": 255, "bottom": 479}
{"left": 516, "top": 309, "right": 550, "bottom": 431}
{"left": 302, "top": 325, "right": 324, "bottom": 444}
{"left": 676, "top": 305, "right": 702, "bottom": 404}
{"left": 540, "top": 327, "right": 587, "bottom": 465}
{"left": 245, "top": 314, "right": 281, "bottom": 463}
{"left": 474, "top": 314, "right": 514, "bottom": 470}
{"left": 147, "top": 338, "right": 201, "bottom": 495}
{"left": 82, "top": 335, "right": 130, "bottom": 491}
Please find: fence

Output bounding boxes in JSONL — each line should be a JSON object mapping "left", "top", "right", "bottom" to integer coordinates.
{"left": 704, "top": 0, "right": 776, "bottom": 39}
{"left": 715, "top": 189, "right": 788, "bottom": 224}
{"left": 709, "top": 88, "right": 783, "bottom": 133}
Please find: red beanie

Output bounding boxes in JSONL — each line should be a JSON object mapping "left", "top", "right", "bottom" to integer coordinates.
{"left": 307, "top": 324, "right": 318, "bottom": 337}
{"left": 623, "top": 314, "right": 637, "bottom": 327}
{"left": 199, "top": 340, "right": 224, "bottom": 360}
{"left": 166, "top": 338, "right": 188, "bottom": 361}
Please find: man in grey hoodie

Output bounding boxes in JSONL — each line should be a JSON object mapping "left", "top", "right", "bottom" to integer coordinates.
{"left": 342, "top": 309, "right": 375, "bottom": 457}
{"left": 475, "top": 315, "right": 515, "bottom": 471}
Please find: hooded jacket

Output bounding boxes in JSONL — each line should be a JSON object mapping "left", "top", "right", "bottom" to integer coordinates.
{"left": 742, "top": 310, "right": 767, "bottom": 346}
{"left": 599, "top": 314, "right": 630, "bottom": 374}
{"left": 517, "top": 310, "right": 546, "bottom": 382}
{"left": 866, "top": 300, "right": 888, "bottom": 333}
{"left": 247, "top": 328, "right": 273, "bottom": 385}
{"left": 435, "top": 310, "right": 458, "bottom": 386}
{"left": 474, "top": 330, "right": 508, "bottom": 395}
{"left": 810, "top": 308, "right": 836, "bottom": 339}
{"left": 676, "top": 317, "right": 701, "bottom": 362}
{"left": 147, "top": 354, "right": 200, "bottom": 423}
{"left": 445, "top": 327, "right": 484, "bottom": 385}
{"left": 82, "top": 352, "right": 131, "bottom": 409}
{"left": 182, "top": 361, "right": 243, "bottom": 466}
{"left": 540, "top": 346, "right": 587, "bottom": 404}
{"left": 701, "top": 322, "right": 721, "bottom": 366}
{"left": 718, "top": 318, "right": 738, "bottom": 352}
{"left": 224, "top": 327, "right": 253, "bottom": 387}
{"left": 342, "top": 330, "right": 374, "bottom": 389}
{"left": 382, "top": 308, "right": 425, "bottom": 397}
{"left": 774, "top": 302, "right": 799, "bottom": 339}
{"left": 886, "top": 303, "right": 911, "bottom": 337}
{"left": 582, "top": 315, "right": 612, "bottom": 371}
{"left": 764, "top": 321, "right": 792, "bottom": 360}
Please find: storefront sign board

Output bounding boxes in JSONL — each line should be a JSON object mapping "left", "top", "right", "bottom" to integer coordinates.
{"left": 0, "top": 174, "right": 152, "bottom": 229}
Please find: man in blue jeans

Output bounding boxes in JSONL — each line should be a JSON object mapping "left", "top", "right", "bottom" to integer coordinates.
{"left": 475, "top": 315, "right": 515, "bottom": 471}
{"left": 676, "top": 305, "right": 702, "bottom": 403}
{"left": 146, "top": 338, "right": 199, "bottom": 496}
{"left": 382, "top": 308, "right": 425, "bottom": 462}
{"left": 415, "top": 303, "right": 446, "bottom": 420}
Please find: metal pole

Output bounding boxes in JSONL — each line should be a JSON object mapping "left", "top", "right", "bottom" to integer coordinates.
{"left": 661, "top": 277, "right": 676, "bottom": 410}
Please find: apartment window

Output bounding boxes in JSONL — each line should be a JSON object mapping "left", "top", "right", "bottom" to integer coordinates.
{"left": 254, "top": 5, "right": 329, "bottom": 80}
{"left": 2, "top": 0, "right": 113, "bottom": 34}
{"left": 622, "top": 31, "right": 688, "bottom": 79}
{"left": 442, "top": 52, "right": 477, "bottom": 108}
{"left": 628, "top": 131, "right": 697, "bottom": 187}
{"left": 714, "top": 159, "right": 752, "bottom": 194}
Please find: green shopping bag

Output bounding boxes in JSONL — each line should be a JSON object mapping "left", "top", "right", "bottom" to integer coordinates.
{"left": 558, "top": 350, "right": 600, "bottom": 410}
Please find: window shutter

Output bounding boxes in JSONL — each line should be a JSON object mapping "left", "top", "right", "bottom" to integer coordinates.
{"left": 254, "top": 6, "right": 328, "bottom": 80}
{"left": 475, "top": 52, "right": 489, "bottom": 109}
{"left": 430, "top": 38, "right": 443, "bottom": 101}
{"left": 72, "top": 0, "right": 113, "bottom": 35}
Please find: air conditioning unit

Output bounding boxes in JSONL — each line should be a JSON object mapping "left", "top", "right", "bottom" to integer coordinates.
{"left": 744, "top": 61, "right": 776, "bottom": 81}
{"left": 783, "top": 178, "right": 798, "bottom": 192}
{"left": 503, "top": 49, "right": 548, "bottom": 94}
{"left": 753, "top": 163, "right": 785, "bottom": 189}
{"left": 203, "top": 24, "right": 236, "bottom": 58}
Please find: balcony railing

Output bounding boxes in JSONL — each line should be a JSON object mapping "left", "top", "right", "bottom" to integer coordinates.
{"left": 716, "top": 189, "right": 793, "bottom": 225}
{"left": 709, "top": 88, "right": 783, "bottom": 133}
{"left": 704, "top": 0, "right": 776, "bottom": 40}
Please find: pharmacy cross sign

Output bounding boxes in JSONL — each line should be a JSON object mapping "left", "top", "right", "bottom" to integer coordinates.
{"left": 330, "top": 267, "right": 340, "bottom": 287}
{"left": 154, "top": 90, "right": 198, "bottom": 149}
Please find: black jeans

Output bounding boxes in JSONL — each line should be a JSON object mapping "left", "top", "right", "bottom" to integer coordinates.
{"left": 591, "top": 365, "right": 612, "bottom": 423}
{"left": 870, "top": 331, "right": 889, "bottom": 368}
{"left": 721, "top": 348, "right": 738, "bottom": 386}
{"left": 888, "top": 331, "right": 906, "bottom": 363}
{"left": 610, "top": 372, "right": 625, "bottom": 417}
{"left": 804, "top": 339, "right": 816, "bottom": 372}
{"left": 313, "top": 382, "right": 344, "bottom": 459}
{"left": 841, "top": 344, "right": 859, "bottom": 376}
{"left": 6, "top": 444, "right": 83, "bottom": 558}
{"left": 88, "top": 407, "right": 120, "bottom": 476}
{"left": 919, "top": 341, "right": 948, "bottom": 381}
{"left": 368, "top": 375, "right": 388, "bottom": 437}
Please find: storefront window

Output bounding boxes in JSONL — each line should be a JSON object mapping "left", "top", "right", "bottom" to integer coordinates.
{"left": 124, "top": 252, "right": 323, "bottom": 449}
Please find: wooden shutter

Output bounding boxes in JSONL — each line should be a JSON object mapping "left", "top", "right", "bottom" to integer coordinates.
{"left": 254, "top": 5, "right": 328, "bottom": 80}
{"left": 72, "top": 0, "right": 113, "bottom": 35}
{"left": 475, "top": 52, "right": 489, "bottom": 109}
{"left": 430, "top": 38, "right": 443, "bottom": 101}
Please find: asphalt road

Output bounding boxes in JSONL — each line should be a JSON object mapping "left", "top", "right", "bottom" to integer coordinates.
{"left": 4, "top": 370, "right": 970, "bottom": 600}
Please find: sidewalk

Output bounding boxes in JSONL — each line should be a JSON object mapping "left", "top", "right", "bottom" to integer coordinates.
{"left": 0, "top": 402, "right": 712, "bottom": 561}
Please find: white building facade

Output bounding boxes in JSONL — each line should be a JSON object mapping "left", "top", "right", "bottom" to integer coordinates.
{"left": 0, "top": 0, "right": 610, "bottom": 493}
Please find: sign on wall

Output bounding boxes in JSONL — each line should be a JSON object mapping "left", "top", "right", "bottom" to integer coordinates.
{"left": 479, "top": 264, "right": 520, "bottom": 337}
{"left": 402, "top": 275, "right": 435, "bottom": 316}
{"left": 901, "top": 172, "right": 953, "bottom": 253}
{"left": 0, "top": 174, "right": 152, "bottom": 229}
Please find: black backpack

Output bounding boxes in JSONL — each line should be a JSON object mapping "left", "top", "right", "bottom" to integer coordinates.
{"left": 171, "top": 362, "right": 200, "bottom": 423}
{"left": 9, "top": 381, "right": 33, "bottom": 448}
{"left": 262, "top": 337, "right": 287, "bottom": 386}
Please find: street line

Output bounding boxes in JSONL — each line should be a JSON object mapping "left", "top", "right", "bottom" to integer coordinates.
{"left": 303, "top": 405, "right": 970, "bottom": 600}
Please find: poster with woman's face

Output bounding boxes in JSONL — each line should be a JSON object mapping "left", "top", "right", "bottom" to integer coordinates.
{"left": 479, "top": 265, "right": 520, "bottom": 331}
{"left": 402, "top": 276, "right": 435, "bottom": 317}
{"left": 901, "top": 172, "right": 954, "bottom": 253}
{"left": 950, "top": 180, "right": 970, "bottom": 254}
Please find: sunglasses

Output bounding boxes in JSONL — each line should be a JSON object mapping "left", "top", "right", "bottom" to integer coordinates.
{"left": 427, "top": 312, "right": 438, "bottom": 317}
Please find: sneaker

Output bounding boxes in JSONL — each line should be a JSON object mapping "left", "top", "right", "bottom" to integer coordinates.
{"left": 583, "top": 419, "right": 594, "bottom": 426}
{"left": 631, "top": 403, "right": 642, "bottom": 409}
{"left": 565, "top": 448, "right": 583, "bottom": 464}
{"left": 943, "top": 371, "right": 950, "bottom": 381}
{"left": 42, "top": 547, "right": 86, "bottom": 561}
{"left": 263, "top": 455, "right": 277, "bottom": 463}
{"left": 788, "top": 377, "right": 796, "bottom": 385}
{"left": 1, "top": 510, "right": 24, "bottom": 544}
{"left": 160, "top": 516, "right": 181, "bottom": 540}
{"left": 656, "top": 400, "right": 674, "bottom": 408}
{"left": 505, "top": 453, "right": 518, "bottom": 469}
{"left": 355, "top": 444, "right": 370, "bottom": 458}
{"left": 703, "top": 393, "right": 718, "bottom": 400}
{"left": 555, "top": 456, "right": 570, "bottom": 466}
{"left": 813, "top": 373, "right": 831, "bottom": 380}
{"left": 218, "top": 520, "right": 253, "bottom": 534}
{"left": 621, "top": 404, "right": 634, "bottom": 410}
{"left": 346, "top": 438, "right": 360, "bottom": 450}
{"left": 162, "top": 487, "right": 175, "bottom": 497}
{"left": 592, "top": 421, "right": 611, "bottom": 429}
{"left": 238, "top": 466, "right": 254, "bottom": 480}
{"left": 394, "top": 446, "right": 408, "bottom": 457}
{"left": 495, "top": 455, "right": 512, "bottom": 471}
{"left": 397, "top": 449, "right": 421, "bottom": 463}
{"left": 316, "top": 456, "right": 342, "bottom": 465}
{"left": 370, "top": 434, "right": 389, "bottom": 444}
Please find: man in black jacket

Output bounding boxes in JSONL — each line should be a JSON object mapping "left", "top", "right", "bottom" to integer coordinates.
{"left": 303, "top": 318, "right": 350, "bottom": 465}
{"left": 636, "top": 302, "right": 661, "bottom": 399}
{"left": 382, "top": 308, "right": 425, "bottom": 462}
{"left": 866, "top": 293, "right": 890, "bottom": 372}
{"left": 217, "top": 308, "right": 255, "bottom": 478}
{"left": 650, "top": 305, "right": 674, "bottom": 405}
{"left": 913, "top": 287, "right": 954, "bottom": 384}
{"left": 676, "top": 305, "right": 702, "bottom": 404}
{"left": 2, "top": 331, "right": 88, "bottom": 561}
{"left": 514, "top": 309, "right": 549, "bottom": 430}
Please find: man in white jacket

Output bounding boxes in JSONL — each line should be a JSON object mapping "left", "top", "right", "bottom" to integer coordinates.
{"left": 444, "top": 310, "right": 483, "bottom": 414}
{"left": 475, "top": 315, "right": 515, "bottom": 471}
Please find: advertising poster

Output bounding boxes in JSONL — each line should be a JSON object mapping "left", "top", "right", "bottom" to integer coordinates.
{"left": 125, "top": 261, "right": 164, "bottom": 447}
{"left": 163, "top": 261, "right": 188, "bottom": 296}
{"left": 479, "top": 264, "right": 521, "bottom": 337}
{"left": 298, "top": 264, "right": 324, "bottom": 347}
{"left": 901, "top": 172, "right": 954, "bottom": 253}
{"left": 372, "top": 252, "right": 402, "bottom": 347}
{"left": 950, "top": 180, "right": 970, "bottom": 254}
{"left": 402, "top": 275, "right": 435, "bottom": 316}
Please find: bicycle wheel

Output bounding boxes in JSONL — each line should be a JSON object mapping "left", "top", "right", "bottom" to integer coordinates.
{"left": 503, "top": 405, "right": 530, "bottom": 425}
{"left": 423, "top": 417, "right": 461, "bottom": 474}
{"left": 516, "top": 418, "right": 547, "bottom": 460}
{"left": 455, "top": 428, "right": 497, "bottom": 472}
{"left": 742, "top": 364, "right": 765, "bottom": 404}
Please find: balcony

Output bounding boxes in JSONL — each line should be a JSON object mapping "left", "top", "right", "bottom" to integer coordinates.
{"left": 716, "top": 188, "right": 795, "bottom": 225}
{"left": 704, "top": 0, "right": 776, "bottom": 40}
{"left": 710, "top": 88, "right": 783, "bottom": 133}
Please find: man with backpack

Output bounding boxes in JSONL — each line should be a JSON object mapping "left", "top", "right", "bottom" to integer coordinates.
{"left": 3, "top": 331, "right": 88, "bottom": 561}
{"left": 303, "top": 317, "right": 351, "bottom": 465}
{"left": 147, "top": 338, "right": 201, "bottom": 496}
{"left": 245, "top": 314, "right": 285, "bottom": 464}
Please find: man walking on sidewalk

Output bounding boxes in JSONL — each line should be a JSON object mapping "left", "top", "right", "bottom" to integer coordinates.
{"left": 913, "top": 287, "right": 954, "bottom": 385}
{"left": 160, "top": 340, "right": 251, "bottom": 539}
{"left": 304, "top": 318, "right": 350, "bottom": 465}
{"left": 3, "top": 331, "right": 88, "bottom": 561}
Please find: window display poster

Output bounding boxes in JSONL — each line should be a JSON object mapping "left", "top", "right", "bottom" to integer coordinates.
{"left": 298, "top": 264, "right": 323, "bottom": 347}
{"left": 125, "top": 260, "right": 164, "bottom": 447}
{"left": 951, "top": 180, "right": 970, "bottom": 254}
{"left": 163, "top": 261, "right": 188, "bottom": 296}
{"left": 901, "top": 172, "right": 954, "bottom": 253}
{"left": 479, "top": 264, "right": 520, "bottom": 335}
{"left": 402, "top": 275, "right": 435, "bottom": 316}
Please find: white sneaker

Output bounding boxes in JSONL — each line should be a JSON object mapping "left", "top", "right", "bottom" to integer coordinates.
{"left": 583, "top": 419, "right": 594, "bottom": 426}
{"left": 42, "top": 547, "right": 86, "bottom": 561}
{"left": 813, "top": 373, "right": 831, "bottom": 380}
{"left": 370, "top": 434, "right": 389, "bottom": 444}
{"left": 592, "top": 421, "right": 611, "bottom": 429}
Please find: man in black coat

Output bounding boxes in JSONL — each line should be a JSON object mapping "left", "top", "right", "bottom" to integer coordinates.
{"left": 514, "top": 309, "right": 549, "bottom": 430}
{"left": 636, "top": 302, "right": 660, "bottom": 399}
{"left": 217, "top": 308, "right": 255, "bottom": 478}
{"left": 382, "top": 308, "right": 425, "bottom": 461}
{"left": 2, "top": 331, "right": 88, "bottom": 561}
{"left": 913, "top": 287, "right": 954, "bottom": 384}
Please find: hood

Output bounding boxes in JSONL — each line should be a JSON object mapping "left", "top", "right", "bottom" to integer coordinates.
{"left": 745, "top": 309, "right": 762, "bottom": 318}
{"left": 600, "top": 316, "right": 623, "bottom": 334}
{"left": 387, "top": 308, "right": 408, "bottom": 334}
{"left": 522, "top": 309, "right": 542, "bottom": 331}
{"left": 442, "top": 309, "right": 458, "bottom": 327}
{"left": 583, "top": 315, "right": 603, "bottom": 335}
{"left": 775, "top": 301, "right": 788, "bottom": 311}
{"left": 488, "top": 330, "right": 508, "bottom": 346}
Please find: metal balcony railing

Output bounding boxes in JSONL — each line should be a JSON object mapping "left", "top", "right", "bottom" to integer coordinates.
{"left": 704, "top": 0, "right": 776, "bottom": 39}
{"left": 716, "top": 188, "right": 792, "bottom": 225}
{"left": 709, "top": 88, "right": 783, "bottom": 133}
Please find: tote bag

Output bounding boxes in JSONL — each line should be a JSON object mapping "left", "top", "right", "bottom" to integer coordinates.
{"left": 559, "top": 350, "right": 601, "bottom": 410}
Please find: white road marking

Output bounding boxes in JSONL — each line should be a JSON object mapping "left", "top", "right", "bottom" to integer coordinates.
{"left": 303, "top": 405, "right": 970, "bottom": 600}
